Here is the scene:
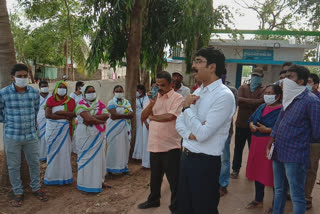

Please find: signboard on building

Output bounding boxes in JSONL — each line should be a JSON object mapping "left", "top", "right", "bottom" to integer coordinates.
{"left": 243, "top": 49, "right": 274, "bottom": 60}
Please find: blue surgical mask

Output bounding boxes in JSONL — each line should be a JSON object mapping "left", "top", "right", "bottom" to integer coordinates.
{"left": 306, "top": 85, "right": 312, "bottom": 91}
{"left": 250, "top": 76, "right": 262, "bottom": 92}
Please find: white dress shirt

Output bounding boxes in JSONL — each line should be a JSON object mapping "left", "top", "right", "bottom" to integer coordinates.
{"left": 176, "top": 84, "right": 190, "bottom": 99}
{"left": 176, "top": 79, "right": 236, "bottom": 156}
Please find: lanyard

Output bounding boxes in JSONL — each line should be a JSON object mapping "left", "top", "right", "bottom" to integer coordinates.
{"left": 138, "top": 96, "right": 145, "bottom": 109}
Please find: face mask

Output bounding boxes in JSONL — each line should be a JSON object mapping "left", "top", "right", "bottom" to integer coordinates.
{"left": 250, "top": 76, "right": 262, "bottom": 92}
{"left": 264, "top": 95, "right": 277, "bottom": 105}
{"left": 57, "top": 88, "right": 67, "bottom": 96}
{"left": 80, "top": 87, "right": 84, "bottom": 93}
{"left": 14, "top": 77, "right": 29, "bottom": 88}
{"left": 136, "top": 91, "right": 141, "bottom": 97}
{"left": 282, "top": 78, "right": 306, "bottom": 110}
{"left": 40, "top": 87, "right": 49, "bottom": 93}
{"left": 115, "top": 92, "right": 124, "bottom": 99}
{"left": 85, "top": 93, "right": 96, "bottom": 101}
{"left": 306, "top": 85, "right": 312, "bottom": 91}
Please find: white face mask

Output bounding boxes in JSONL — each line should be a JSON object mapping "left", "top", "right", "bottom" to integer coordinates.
{"left": 282, "top": 78, "right": 306, "bottom": 110}
{"left": 115, "top": 92, "right": 124, "bottom": 99}
{"left": 14, "top": 77, "right": 29, "bottom": 88}
{"left": 264, "top": 95, "right": 277, "bottom": 105}
{"left": 57, "top": 88, "right": 67, "bottom": 96}
{"left": 40, "top": 87, "right": 49, "bottom": 93}
{"left": 136, "top": 91, "right": 141, "bottom": 97}
{"left": 85, "top": 93, "right": 96, "bottom": 101}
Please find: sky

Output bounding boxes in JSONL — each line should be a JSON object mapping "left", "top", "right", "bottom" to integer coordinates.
{"left": 6, "top": 0, "right": 260, "bottom": 30}
{"left": 213, "top": 0, "right": 260, "bottom": 30}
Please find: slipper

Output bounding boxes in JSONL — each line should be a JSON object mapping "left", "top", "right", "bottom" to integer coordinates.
{"left": 33, "top": 190, "right": 48, "bottom": 202}
{"left": 102, "top": 183, "right": 112, "bottom": 189}
{"left": 265, "top": 207, "right": 273, "bottom": 214}
{"left": 10, "top": 194, "right": 24, "bottom": 207}
{"left": 245, "top": 200, "right": 263, "bottom": 209}
{"left": 230, "top": 171, "right": 239, "bottom": 179}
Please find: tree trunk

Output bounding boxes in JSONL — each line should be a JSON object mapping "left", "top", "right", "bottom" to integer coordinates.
{"left": 64, "top": 39, "right": 68, "bottom": 78}
{"left": 0, "top": 0, "right": 31, "bottom": 189}
{"left": 141, "top": 68, "right": 150, "bottom": 91}
{"left": 0, "top": 0, "right": 15, "bottom": 89}
{"left": 125, "top": 0, "right": 143, "bottom": 156}
{"left": 27, "top": 64, "right": 35, "bottom": 83}
{"left": 156, "top": 50, "right": 164, "bottom": 75}
{"left": 64, "top": 0, "right": 74, "bottom": 81}
{"left": 189, "top": 35, "right": 200, "bottom": 88}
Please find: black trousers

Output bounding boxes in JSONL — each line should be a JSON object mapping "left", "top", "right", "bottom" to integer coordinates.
{"left": 148, "top": 149, "right": 181, "bottom": 211}
{"left": 255, "top": 181, "right": 265, "bottom": 202}
{"left": 232, "top": 127, "right": 252, "bottom": 172}
{"left": 178, "top": 150, "right": 221, "bottom": 214}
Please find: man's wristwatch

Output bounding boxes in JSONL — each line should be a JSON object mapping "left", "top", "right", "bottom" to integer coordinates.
{"left": 182, "top": 106, "right": 190, "bottom": 112}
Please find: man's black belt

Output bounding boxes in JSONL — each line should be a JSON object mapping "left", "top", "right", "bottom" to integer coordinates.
{"left": 182, "top": 147, "right": 220, "bottom": 160}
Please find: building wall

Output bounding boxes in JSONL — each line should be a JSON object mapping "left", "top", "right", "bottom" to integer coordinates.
{"left": 166, "top": 61, "right": 191, "bottom": 87}
{"left": 225, "top": 63, "right": 237, "bottom": 86}
{"left": 214, "top": 45, "right": 308, "bottom": 87}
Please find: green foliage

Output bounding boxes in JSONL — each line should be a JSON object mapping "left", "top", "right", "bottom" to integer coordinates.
{"left": 140, "top": 0, "right": 182, "bottom": 73}
{"left": 82, "top": 0, "right": 134, "bottom": 72}
{"left": 178, "top": 1, "right": 234, "bottom": 73}
{"left": 297, "top": 0, "right": 320, "bottom": 29}
{"left": 242, "top": 65, "right": 253, "bottom": 77}
{"left": 307, "top": 66, "right": 320, "bottom": 76}
{"left": 10, "top": 13, "right": 65, "bottom": 66}
{"left": 83, "top": 0, "right": 232, "bottom": 75}
{"left": 12, "top": 0, "right": 89, "bottom": 72}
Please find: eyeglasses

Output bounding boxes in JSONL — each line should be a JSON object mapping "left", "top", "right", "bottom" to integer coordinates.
{"left": 193, "top": 59, "right": 207, "bottom": 65}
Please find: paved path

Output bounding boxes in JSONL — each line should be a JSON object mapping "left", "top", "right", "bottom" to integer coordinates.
{"left": 128, "top": 135, "right": 320, "bottom": 214}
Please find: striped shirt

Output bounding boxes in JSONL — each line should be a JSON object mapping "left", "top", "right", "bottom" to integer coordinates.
{"left": 271, "top": 89, "right": 320, "bottom": 163}
{"left": 0, "top": 83, "right": 40, "bottom": 140}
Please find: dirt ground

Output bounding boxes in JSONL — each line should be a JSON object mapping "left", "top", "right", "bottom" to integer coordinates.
{"left": 0, "top": 152, "right": 151, "bottom": 214}
{"left": 128, "top": 139, "right": 320, "bottom": 214}
{"left": 1, "top": 142, "right": 320, "bottom": 214}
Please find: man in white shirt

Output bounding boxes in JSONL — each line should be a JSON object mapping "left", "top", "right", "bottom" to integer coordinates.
{"left": 172, "top": 72, "right": 190, "bottom": 99}
{"left": 176, "top": 47, "right": 235, "bottom": 214}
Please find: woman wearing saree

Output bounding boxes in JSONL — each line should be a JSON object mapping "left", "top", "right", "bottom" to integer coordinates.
{"left": 132, "top": 85, "right": 150, "bottom": 168}
{"left": 75, "top": 84, "right": 109, "bottom": 193}
{"left": 44, "top": 81, "right": 76, "bottom": 185}
{"left": 106, "top": 85, "right": 134, "bottom": 175}
{"left": 245, "top": 85, "right": 282, "bottom": 211}
{"left": 37, "top": 80, "right": 51, "bottom": 161}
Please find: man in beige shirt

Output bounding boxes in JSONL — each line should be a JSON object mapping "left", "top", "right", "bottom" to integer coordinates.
{"left": 138, "top": 71, "right": 184, "bottom": 214}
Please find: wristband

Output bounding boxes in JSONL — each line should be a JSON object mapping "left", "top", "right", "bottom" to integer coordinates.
{"left": 182, "top": 106, "right": 190, "bottom": 112}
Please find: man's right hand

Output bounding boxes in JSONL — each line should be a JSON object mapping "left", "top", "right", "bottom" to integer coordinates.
{"left": 265, "top": 137, "right": 275, "bottom": 158}
{"left": 184, "top": 94, "right": 200, "bottom": 108}
{"left": 188, "top": 133, "right": 197, "bottom": 141}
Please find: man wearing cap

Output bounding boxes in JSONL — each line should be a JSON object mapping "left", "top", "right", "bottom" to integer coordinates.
{"left": 172, "top": 72, "right": 190, "bottom": 99}
{"left": 231, "top": 67, "right": 265, "bottom": 179}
